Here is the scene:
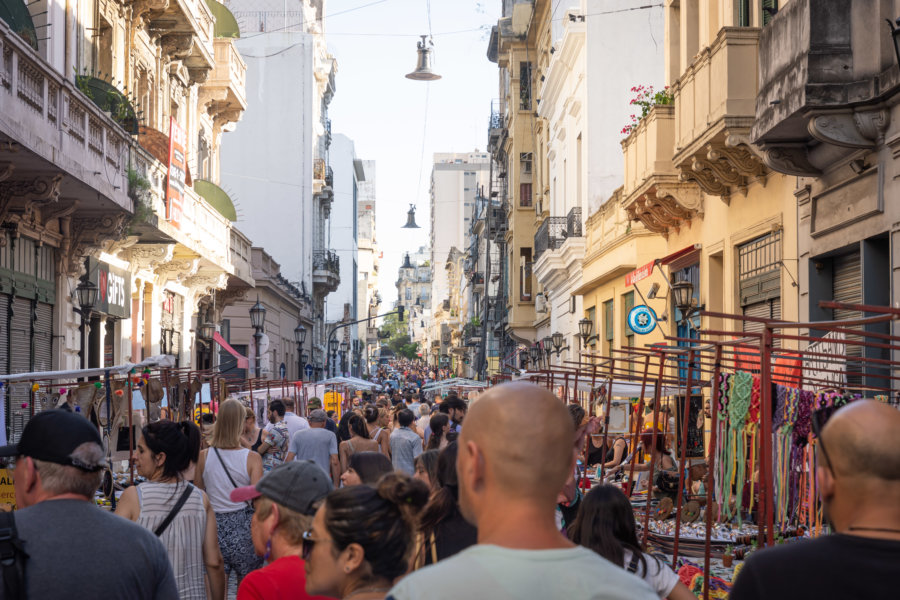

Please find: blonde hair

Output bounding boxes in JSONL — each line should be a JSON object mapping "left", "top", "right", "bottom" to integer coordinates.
{"left": 244, "top": 406, "right": 255, "bottom": 421}
{"left": 255, "top": 496, "right": 313, "bottom": 546}
{"left": 208, "top": 399, "right": 245, "bottom": 448}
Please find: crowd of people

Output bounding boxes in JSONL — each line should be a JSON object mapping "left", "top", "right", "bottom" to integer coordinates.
{"left": 1, "top": 358, "right": 898, "bottom": 599}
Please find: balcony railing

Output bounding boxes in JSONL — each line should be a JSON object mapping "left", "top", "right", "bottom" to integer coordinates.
{"left": 314, "top": 158, "right": 327, "bottom": 181}
{"left": 534, "top": 217, "right": 567, "bottom": 261}
{"left": 313, "top": 250, "right": 340, "bottom": 277}
{"left": 0, "top": 20, "right": 131, "bottom": 209}
{"left": 566, "top": 206, "right": 582, "bottom": 238}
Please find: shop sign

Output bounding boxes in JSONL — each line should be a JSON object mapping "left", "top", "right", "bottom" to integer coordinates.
{"left": 805, "top": 331, "right": 847, "bottom": 390}
{"left": 166, "top": 116, "right": 186, "bottom": 229}
{"left": 626, "top": 260, "right": 655, "bottom": 287}
{"left": 627, "top": 305, "right": 658, "bottom": 335}
{"left": 88, "top": 258, "right": 131, "bottom": 319}
{"left": 0, "top": 468, "right": 15, "bottom": 510}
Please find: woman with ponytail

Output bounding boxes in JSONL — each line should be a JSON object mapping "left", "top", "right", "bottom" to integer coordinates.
{"left": 304, "top": 472, "right": 429, "bottom": 599}
{"left": 117, "top": 419, "right": 225, "bottom": 600}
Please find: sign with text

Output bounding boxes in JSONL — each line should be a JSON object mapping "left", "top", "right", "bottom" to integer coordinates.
{"left": 805, "top": 331, "right": 847, "bottom": 390}
{"left": 166, "top": 116, "right": 186, "bottom": 229}
{"left": 626, "top": 260, "right": 655, "bottom": 287}
{"left": 88, "top": 258, "right": 132, "bottom": 319}
{"left": 0, "top": 468, "right": 15, "bottom": 510}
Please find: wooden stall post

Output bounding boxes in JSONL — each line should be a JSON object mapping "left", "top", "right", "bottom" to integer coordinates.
{"left": 759, "top": 326, "right": 775, "bottom": 547}
{"left": 627, "top": 355, "right": 652, "bottom": 497}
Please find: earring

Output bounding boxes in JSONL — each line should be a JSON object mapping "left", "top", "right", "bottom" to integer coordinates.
{"left": 264, "top": 539, "right": 272, "bottom": 563}
{"left": 345, "top": 566, "right": 351, "bottom": 573}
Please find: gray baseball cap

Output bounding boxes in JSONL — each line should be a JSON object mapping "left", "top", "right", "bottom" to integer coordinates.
{"left": 308, "top": 409, "right": 327, "bottom": 422}
{"left": 230, "top": 460, "right": 332, "bottom": 515}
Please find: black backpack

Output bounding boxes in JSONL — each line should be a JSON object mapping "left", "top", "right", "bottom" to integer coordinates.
{"left": 0, "top": 511, "right": 28, "bottom": 599}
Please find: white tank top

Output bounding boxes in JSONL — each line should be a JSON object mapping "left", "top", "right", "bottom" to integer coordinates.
{"left": 203, "top": 447, "right": 251, "bottom": 513}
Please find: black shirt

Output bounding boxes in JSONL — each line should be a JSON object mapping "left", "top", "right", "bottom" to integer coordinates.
{"left": 424, "top": 509, "right": 478, "bottom": 565}
{"left": 730, "top": 533, "right": 900, "bottom": 599}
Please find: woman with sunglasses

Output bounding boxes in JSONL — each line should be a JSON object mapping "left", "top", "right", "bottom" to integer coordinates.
{"left": 231, "top": 461, "right": 334, "bottom": 600}
{"left": 304, "top": 472, "right": 429, "bottom": 599}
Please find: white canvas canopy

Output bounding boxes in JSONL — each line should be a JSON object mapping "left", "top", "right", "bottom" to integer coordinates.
{"left": 421, "top": 377, "right": 489, "bottom": 393}
{"left": 0, "top": 355, "right": 177, "bottom": 383}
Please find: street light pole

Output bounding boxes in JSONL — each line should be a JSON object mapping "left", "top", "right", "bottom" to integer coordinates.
{"left": 294, "top": 323, "right": 307, "bottom": 382}
{"left": 75, "top": 275, "right": 99, "bottom": 371}
{"left": 249, "top": 297, "right": 267, "bottom": 379}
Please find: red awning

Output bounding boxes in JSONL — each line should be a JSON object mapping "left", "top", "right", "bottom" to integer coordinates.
{"left": 658, "top": 244, "right": 701, "bottom": 266}
{"left": 138, "top": 125, "right": 192, "bottom": 185}
{"left": 213, "top": 331, "right": 248, "bottom": 369}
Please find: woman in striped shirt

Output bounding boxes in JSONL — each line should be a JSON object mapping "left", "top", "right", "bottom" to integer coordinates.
{"left": 117, "top": 419, "right": 225, "bottom": 600}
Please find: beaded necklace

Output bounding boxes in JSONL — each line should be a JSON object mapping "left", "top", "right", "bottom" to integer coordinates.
{"left": 725, "top": 371, "right": 752, "bottom": 523}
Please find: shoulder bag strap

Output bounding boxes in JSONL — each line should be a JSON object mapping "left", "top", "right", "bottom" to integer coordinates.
{"left": 154, "top": 484, "right": 195, "bottom": 537}
{"left": 626, "top": 551, "right": 641, "bottom": 574}
{"left": 0, "top": 510, "right": 28, "bottom": 600}
{"left": 213, "top": 448, "right": 251, "bottom": 508}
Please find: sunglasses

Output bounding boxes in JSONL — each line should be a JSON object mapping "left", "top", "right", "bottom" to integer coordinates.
{"left": 810, "top": 409, "right": 833, "bottom": 474}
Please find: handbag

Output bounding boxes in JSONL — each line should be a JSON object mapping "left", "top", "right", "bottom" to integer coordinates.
{"left": 154, "top": 484, "right": 195, "bottom": 537}
{"left": 654, "top": 469, "right": 681, "bottom": 495}
{"left": 213, "top": 447, "right": 252, "bottom": 508}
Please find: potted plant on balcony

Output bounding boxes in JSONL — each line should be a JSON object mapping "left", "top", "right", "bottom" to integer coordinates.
{"left": 621, "top": 85, "right": 673, "bottom": 136}
{"left": 126, "top": 168, "right": 154, "bottom": 233}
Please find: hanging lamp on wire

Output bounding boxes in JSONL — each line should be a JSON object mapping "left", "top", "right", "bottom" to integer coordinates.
{"left": 406, "top": 35, "right": 441, "bottom": 81}
{"left": 402, "top": 204, "right": 420, "bottom": 228}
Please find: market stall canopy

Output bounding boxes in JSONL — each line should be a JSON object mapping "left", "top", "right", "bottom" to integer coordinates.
{"left": 421, "top": 377, "right": 489, "bottom": 392}
{"left": 514, "top": 372, "right": 683, "bottom": 398}
{"left": 0, "top": 355, "right": 176, "bottom": 383}
{"left": 319, "top": 376, "right": 380, "bottom": 390}
{"left": 195, "top": 179, "right": 237, "bottom": 221}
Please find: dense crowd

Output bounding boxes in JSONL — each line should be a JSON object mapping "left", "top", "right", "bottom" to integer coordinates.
{"left": 0, "top": 360, "right": 898, "bottom": 599}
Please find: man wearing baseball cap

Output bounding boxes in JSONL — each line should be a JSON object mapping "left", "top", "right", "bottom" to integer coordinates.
{"left": 232, "top": 460, "right": 333, "bottom": 599}
{"left": 0, "top": 409, "right": 176, "bottom": 599}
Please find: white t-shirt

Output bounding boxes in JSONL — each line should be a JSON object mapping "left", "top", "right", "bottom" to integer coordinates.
{"left": 265, "top": 412, "right": 310, "bottom": 440}
{"left": 387, "top": 544, "right": 657, "bottom": 600}
{"left": 622, "top": 549, "right": 679, "bottom": 599}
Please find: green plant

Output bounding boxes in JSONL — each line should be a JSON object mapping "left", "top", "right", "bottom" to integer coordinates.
{"left": 469, "top": 316, "right": 481, "bottom": 327}
{"left": 724, "top": 545, "right": 734, "bottom": 555}
{"left": 126, "top": 168, "right": 153, "bottom": 233}
{"left": 621, "top": 85, "right": 673, "bottom": 136}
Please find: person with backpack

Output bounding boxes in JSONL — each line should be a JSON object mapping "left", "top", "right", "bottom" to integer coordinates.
{"left": 117, "top": 419, "right": 225, "bottom": 599}
{"left": 0, "top": 410, "right": 177, "bottom": 599}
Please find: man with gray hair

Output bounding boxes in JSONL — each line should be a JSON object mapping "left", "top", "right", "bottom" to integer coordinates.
{"left": 285, "top": 409, "right": 340, "bottom": 487}
{"left": 0, "top": 410, "right": 177, "bottom": 598}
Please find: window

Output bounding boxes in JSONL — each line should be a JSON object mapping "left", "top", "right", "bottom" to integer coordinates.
{"left": 585, "top": 306, "right": 596, "bottom": 352}
{"left": 603, "top": 299, "right": 614, "bottom": 356}
{"left": 738, "top": 232, "right": 782, "bottom": 337}
{"left": 520, "top": 152, "right": 533, "bottom": 174}
{"left": 519, "top": 62, "right": 532, "bottom": 110}
{"left": 519, "top": 248, "right": 533, "bottom": 301}
{"left": 519, "top": 183, "right": 533, "bottom": 208}
{"left": 762, "top": 1, "right": 778, "bottom": 26}
{"left": 406, "top": 288, "right": 412, "bottom": 301}
{"left": 623, "top": 292, "right": 635, "bottom": 371}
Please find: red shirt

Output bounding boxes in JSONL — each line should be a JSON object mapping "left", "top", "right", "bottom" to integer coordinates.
{"left": 236, "top": 555, "right": 332, "bottom": 600}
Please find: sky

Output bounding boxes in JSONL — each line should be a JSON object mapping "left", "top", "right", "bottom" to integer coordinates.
{"left": 325, "top": 0, "right": 501, "bottom": 311}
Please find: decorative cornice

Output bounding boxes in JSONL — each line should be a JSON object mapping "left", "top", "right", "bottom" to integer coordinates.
{"left": 60, "top": 212, "right": 130, "bottom": 277}
{"left": 0, "top": 174, "right": 63, "bottom": 225}
{"left": 624, "top": 182, "right": 703, "bottom": 238}
{"left": 155, "top": 255, "right": 200, "bottom": 284}
{"left": 122, "top": 243, "right": 176, "bottom": 272}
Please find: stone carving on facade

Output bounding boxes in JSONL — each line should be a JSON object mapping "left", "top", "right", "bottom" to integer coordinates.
{"left": 160, "top": 33, "right": 194, "bottom": 61}
{"left": 122, "top": 243, "right": 176, "bottom": 272}
{"left": 808, "top": 108, "right": 889, "bottom": 149}
{"left": 185, "top": 272, "right": 229, "bottom": 298}
{"left": 155, "top": 255, "right": 200, "bottom": 284}
{"left": 679, "top": 163, "right": 731, "bottom": 202}
{"left": 0, "top": 163, "right": 14, "bottom": 183}
{"left": 625, "top": 182, "right": 703, "bottom": 237}
{"left": 188, "top": 67, "right": 210, "bottom": 86}
{"left": 760, "top": 144, "right": 821, "bottom": 177}
{"left": 59, "top": 212, "right": 130, "bottom": 277}
{"left": 0, "top": 174, "right": 64, "bottom": 226}
{"left": 213, "top": 286, "right": 248, "bottom": 310}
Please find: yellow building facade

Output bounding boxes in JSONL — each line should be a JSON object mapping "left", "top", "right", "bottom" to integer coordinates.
{"left": 592, "top": 2, "right": 800, "bottom": 352}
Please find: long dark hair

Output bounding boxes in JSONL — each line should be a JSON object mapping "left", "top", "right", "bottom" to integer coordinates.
{"left": 426, "top": 413, "right": 449, "bottom": 451}
{"left": 348, "top": 451, "right": 394, "bottom": 485}
{"left": 568, "top": 484, "right": 649, "bottom": 575}
{"left": 419, "top": 441, "right": 461, "bottom": 532}
{"left": 142, "top": 419, "right": 200, "bottom": 480}
{"left": 324, "top": 473, "right": 429, "bottom": 583}
{"left": 337, "top": 412, "right": 354, "bottom": 442}
{"left": 414, "top": 449, "right": 440, "bottom": 489}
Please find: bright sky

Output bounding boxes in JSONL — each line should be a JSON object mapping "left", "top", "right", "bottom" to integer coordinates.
{"left": 326, "top": 0, "right": 501, "bottom": 311}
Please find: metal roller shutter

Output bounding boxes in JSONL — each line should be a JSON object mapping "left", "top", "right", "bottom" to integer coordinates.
{"left": 0, "top": 294, "right": 8, "bottom": 375}
{"left": 833, "top": 252, "right": 862, "bottom": 387}
{"left": 8, "top": 297, "right": 33, "bottom": 441}
{"left": 33, "top": 302, "right": 53, "bottom": 373}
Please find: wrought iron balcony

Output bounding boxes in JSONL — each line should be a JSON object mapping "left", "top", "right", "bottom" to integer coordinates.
{"left": 566, "top": 206, "right": 582, "bottom": 237}
{"left": 312, "top": 250, "right": 340, "bottom": 293}
{"left": 534, "top": 217, "right": 567, "bottom": 261}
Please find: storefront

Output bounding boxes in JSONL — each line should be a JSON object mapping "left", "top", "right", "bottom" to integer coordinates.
{"left": 86, "top": 257, "right": 132, "bottom": 369}
{"left": 0, "top": 233, "right": 57, "bottom": 438}
{"left": 160, "top": 290, "right": 184, "bottom": 368}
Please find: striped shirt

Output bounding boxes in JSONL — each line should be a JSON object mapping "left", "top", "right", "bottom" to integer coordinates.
{"left": 137, "top": 481, "right": 207, "bottom": 600}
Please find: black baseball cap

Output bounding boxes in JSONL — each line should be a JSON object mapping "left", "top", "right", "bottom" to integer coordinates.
{"left": 0, "top": 409, "right": 106, "bottom": 472}
{"left": 230, "top": 460, "right": 332, "bottom": 515}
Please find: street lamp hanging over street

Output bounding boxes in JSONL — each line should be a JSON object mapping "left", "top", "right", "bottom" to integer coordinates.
{"left": 405, "top": 35, "right": 442, "bottom": 81}
{"left": 402, "top": 204, "right": 420, "bottom": 228}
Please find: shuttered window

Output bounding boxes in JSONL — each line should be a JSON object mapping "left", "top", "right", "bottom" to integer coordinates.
{"left": 833, "top": 251, "right": 862, "bottom": 388}
{"left": 739, "top": 233, "right": 781, "bottom": 342}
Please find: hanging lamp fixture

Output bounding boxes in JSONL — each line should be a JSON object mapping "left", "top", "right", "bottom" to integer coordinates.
{"left": 405, "top": 35, "right": 441, "bottom": 81}
{"left": 402, "top": 204, "right": 420, "bottom": 228}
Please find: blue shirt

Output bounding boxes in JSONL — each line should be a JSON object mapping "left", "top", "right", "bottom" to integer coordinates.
{"left": 390, "top": 426, "right": 423, "bottom": 475}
